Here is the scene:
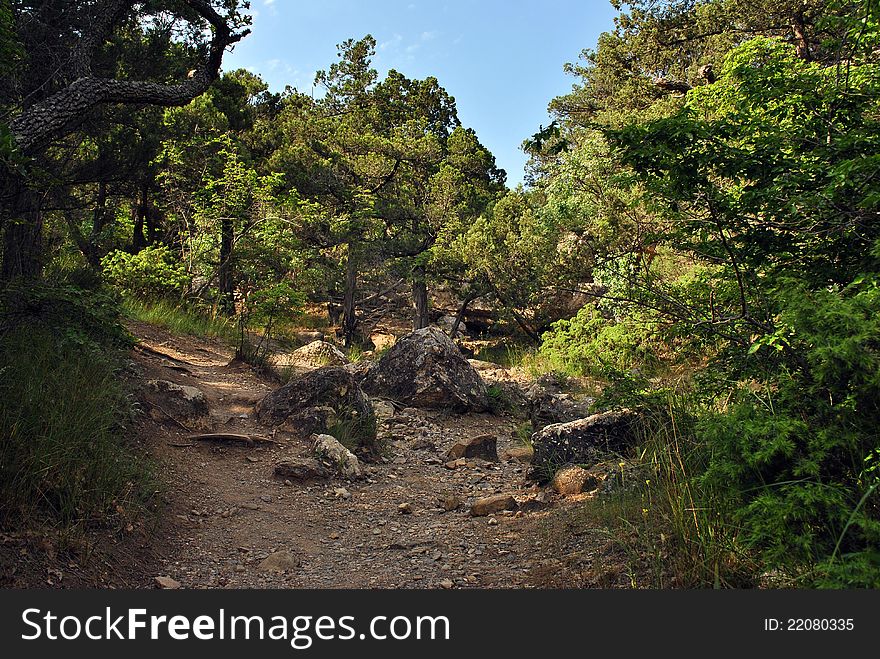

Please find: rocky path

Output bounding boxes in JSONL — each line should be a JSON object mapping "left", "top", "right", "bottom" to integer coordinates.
{"left": 129, "top": 321, "right": 613, "bottom": 589}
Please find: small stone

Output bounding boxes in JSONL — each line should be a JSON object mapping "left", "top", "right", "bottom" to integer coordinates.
{"left": 552, "top": 465, "right": 599, "bottom": 496}
{"left": 445, "top": 434, "right": 498, "bottom": 462}
{"left": 258, "top": 550, "right": 299, "bottom": 572}
{"left": 439, "top": 579, "right": 455, "bottom": 589}
{"left": 334, "top": 487, "right": 352, "bottom": 500}
{"left": 329, "top": 532, "right": 340, "bottom": 540}
{"left": 469, "top": 494, "right": 517, "bottom": 517}
{"left": 438, "top": 494, "right": 461, "bottom": 512}
{"left": 398, "top": 502, "right": 413, "bottom": 515}
{"left": 246, "top": 456, "right": 259, "bottom": 463}
{"left": 154, "top": 576, "right": 181, "bottom": 589}
{"left": 372, "top": 528, "right": 382, "bottom": 535}
{"left": 487, "top": 517, "right": 499, "bottom": 526}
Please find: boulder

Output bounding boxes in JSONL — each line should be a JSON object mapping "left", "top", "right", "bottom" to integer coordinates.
{"left": 145, "top": 380, "right": 208, "bottom": 419}
{"left": 435, "top": 314, "right": 468, "bottom": 337}
{"left": 288, "top": 340, "right": 348, "bottom": 368}
{"left": 526, "top": 383, "right": 594, "bottom": 430}
{"left": 256, "top": 367, "right": 378, "bottom": 457}
{"left": 552, "top": 465, "right": 599, "bottom": 496}
{"left": 274, "top": 458, "right": 332, "bottom": 481}
{"left": 362, "top": 327, "right": 489, "bottom": 412}
{"left": 529, "top": 409, "right": 642, "bottom": 482}
{"left": 445, "top": 434, "right": 498, "bottom": 462}
{"left": 469, "top": 494, "right": 518, "bottom": 517}
{"left": 312, "top": 434, "right": 363, "bottom": 480}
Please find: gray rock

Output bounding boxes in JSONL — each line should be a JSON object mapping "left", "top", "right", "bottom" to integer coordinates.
{"left": 313, "top": 434, "right": 363, "bottom": 480}
{"left": 526, "top": 384, "right": 594, "bottom": 430}
{"left": 274, "top": 458, "right": 332, "bottom": 481}
{"left": 445, "top": 434, "right": 498, "bottom": 462}
{"left": 145, "top": 380, "right": 208, "bottom": 418}
{"left": 258, "top": 550, "right": 299, "bottom": 572}
{"left": 362, "top": 327, "right": 488, "bottom": 412}
{"left": 288, "top": 340, "right": 348, "bottom": 368}
{"left": 256, "top": 367, "right": 378, "bottom": 458}
{"left": 529, "top": 409, "right": 642, "bottom": 482}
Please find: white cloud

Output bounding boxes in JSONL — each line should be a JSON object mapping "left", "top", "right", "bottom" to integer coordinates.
{"left": 379, "top": 34, "right": 403, "bottom": 51}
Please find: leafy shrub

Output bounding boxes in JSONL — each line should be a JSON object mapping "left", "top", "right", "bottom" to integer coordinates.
{"left": 539, "top": 304, "right": 660, "bottom": 377}
{"left": 699, "top": 277, "right": 880, "bottom": 587}
{"left": 102, "top": 245, "right": 189, "bottom": 300}
{"left": 0, "top": 280, "right": 130, "bottom": 351}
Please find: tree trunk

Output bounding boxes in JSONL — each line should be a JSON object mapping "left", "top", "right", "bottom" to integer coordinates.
{"left": 132, "top": 183, "right": 148, "bottom": 252}
{"left": 218, "top": 216, "right": 234, "bottom": 314}
{"left": 146, "top": 201, "right": 161, "bottom": 245}
{"left": 412, "top": 264, "right": 429, "bottom": 330}
{"left": 791, "top": 11, "right": 812, "bottom": 61}
{"left": 86, "top": 181, "right": 109, "bottom": 268}
{"left": 1, "top": 186, "right": 44, "bottom": 282}
{"left": 450, "top": 292, "right": 477, "bottom": 338}
{"left": 342, "top": 244, "right": 358, "bottom": 348}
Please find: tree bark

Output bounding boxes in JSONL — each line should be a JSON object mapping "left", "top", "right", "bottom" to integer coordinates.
{"left": 8, "top": 1, "right": 249, "bottom": 156}
{"left": 132, "top": 183, "right": 148, "bottom": 252}
{"left": 87, "top": 181, "right": 109, "bottom": 267}
{"left": 412, "top": 264, "right": 429, "bottom": 330}
{"left": 791, "top": 11, "right": 812, "bottom": 61}
{"left": 450, "top": 292, "right": 477, "bottom": 338}
{"left": 342, "top": 244, "right": 358, "bottom": 348}
{"left": 218, "top": 217, "right": 235, "bottom": 314}
{"left": 1, "top": 186, "right": 44, "bottom": 282}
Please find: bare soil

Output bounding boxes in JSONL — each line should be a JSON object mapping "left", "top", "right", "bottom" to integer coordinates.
{"left": 2, "top": 320, "right": 630, "bottom": 589}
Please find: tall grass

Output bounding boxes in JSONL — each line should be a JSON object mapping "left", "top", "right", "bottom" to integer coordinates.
{"left": 0, "top": 327, "right": 156, "bottom": 529}
{"left": 577, "top": 397, "right": 757, "bottom": 588}
{"left": 122, "top": 297, "right": 236, "bottom": 343}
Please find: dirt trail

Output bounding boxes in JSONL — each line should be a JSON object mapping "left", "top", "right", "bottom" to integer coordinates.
{"left": 129, "top": 321, "right": 613, "bottom": 589}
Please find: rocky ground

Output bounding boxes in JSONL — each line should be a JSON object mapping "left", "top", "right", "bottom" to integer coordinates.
{"left": 131, "top": 320, "right": 638, "bottom": 590}
{"left": 1, "top": 319, "right": 635, "bottom": 589}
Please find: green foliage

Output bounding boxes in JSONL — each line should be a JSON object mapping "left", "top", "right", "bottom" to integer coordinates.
{"left": 699, "top": 276, "right": 880, "bottom": 586}
{"left": 122, "top": 297, "right": 236, "bottom": 343}
{"left": 0, "top": 326, "right": 153, "bottom": 529}
{"left": 0, "top": 281, "right": 130, "bottom": 351}
{"left": 539, "top": 305, "right": 660, "bottom": 377}
{"left": 102, "top": 246, "right": 189, "bottom": 301}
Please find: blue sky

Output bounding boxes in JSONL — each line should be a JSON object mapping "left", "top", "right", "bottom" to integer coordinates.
{"left": 223, "top": 1, "right": 619, "bottom": 186}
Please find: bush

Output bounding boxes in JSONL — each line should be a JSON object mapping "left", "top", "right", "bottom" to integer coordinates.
{"left": 538, "top": 304, "right": 660, "bottom": 377}
{"left": 699, "top": 277, "right": 880, "bottom": 587}
{"left": 0, "top": 280, "right": 130, "bottom": 351}
{"left": 102, "top": 245, "right": 188, "bottom": 300}
{"left": 0, "top": 326, "right": 154, "bottom": 528}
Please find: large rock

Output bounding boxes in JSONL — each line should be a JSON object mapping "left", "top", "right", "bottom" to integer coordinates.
{"left": 526, "top": 381, "right": 593, "bottom": 430}
{"left": 445, "top": 434, "right": 498, "bottom": 462}
{"left": 145, "top": 380, "right": 208, "bottom": 419}
{"left": 287, "top": 340, "right": 348, "bottom": 368}
{"left": 312, "top": 434, "right": 363, "bottom": 480}
{"left": 529, "top": 409, "right": 642, "bottom": 482}
{"left": 362, "top": 327, "right": 488, "bottom": 412}
{"left": 255, "top": 367, "right": 378, "bottom": 457}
